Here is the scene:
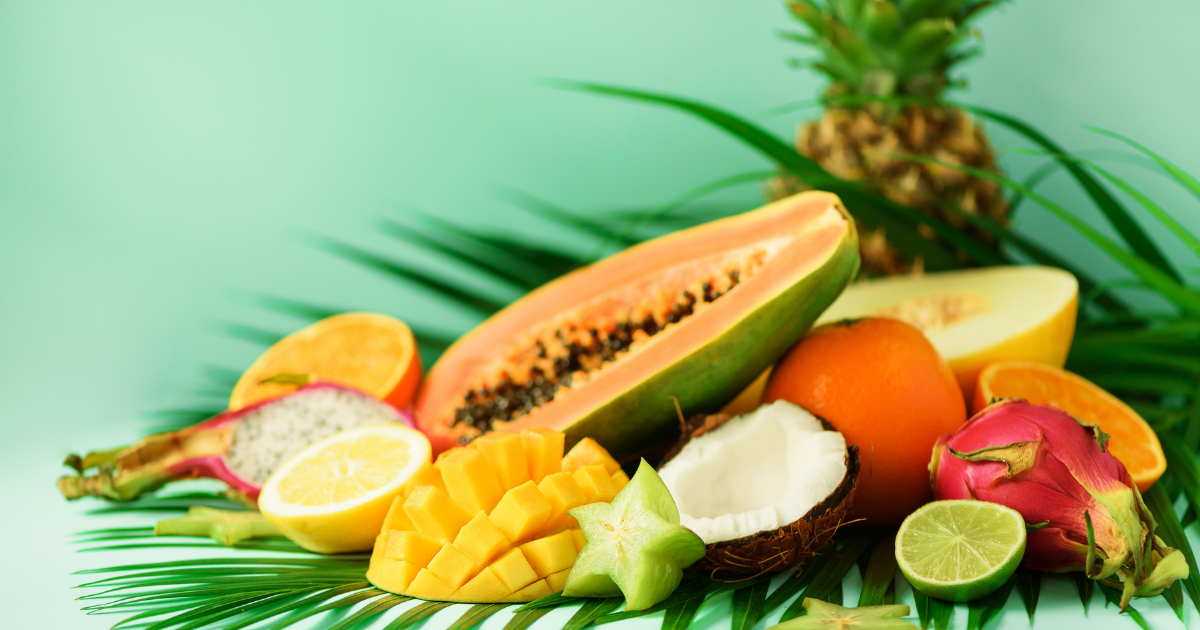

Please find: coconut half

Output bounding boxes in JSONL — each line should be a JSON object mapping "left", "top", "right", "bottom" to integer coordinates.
{"left": 657, "top": 400, "right": 858, "bottom": 580}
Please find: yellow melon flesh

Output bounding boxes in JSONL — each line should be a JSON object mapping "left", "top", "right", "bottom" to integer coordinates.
{"left": 366, "top": 427, "right": 621, "bottom": 602}
{"left": 815, "top": 266, "right": 1078, "bottom": 401}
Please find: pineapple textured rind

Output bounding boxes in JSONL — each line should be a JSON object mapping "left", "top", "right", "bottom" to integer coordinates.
{"left": 774, "top": 0, "right": 1010, "bottom": 276}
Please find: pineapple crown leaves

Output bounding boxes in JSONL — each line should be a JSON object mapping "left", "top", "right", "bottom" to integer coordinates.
{"left": 782, "top": 0, "right": 1006, "bottom": 98}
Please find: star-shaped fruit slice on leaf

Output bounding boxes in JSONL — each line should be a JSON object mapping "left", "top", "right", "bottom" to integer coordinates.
{"left": 769, "top": 599, "right": 917, "bottom": 630}
{"left": 563, "top": 459, "right": 706, "bottom": 611}
{"left": 154, "top": 506, "right": 281, "bottom": 545}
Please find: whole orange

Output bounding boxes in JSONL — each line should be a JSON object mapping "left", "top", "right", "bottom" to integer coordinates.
{"left": 763, "top": 317, "right": 966, "bottom": 527}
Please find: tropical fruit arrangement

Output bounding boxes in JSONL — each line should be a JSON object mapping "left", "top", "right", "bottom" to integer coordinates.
{"left": 59, "top": 190, "right": 1191, "bottom": 625}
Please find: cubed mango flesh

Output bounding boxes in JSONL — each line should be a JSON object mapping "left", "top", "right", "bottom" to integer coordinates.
{"left": 367, "top": 557, "right": 422, "bottom": 592}
{"left": 489, "top": 481, "right": 552, "bottom": 543}
{"left": 406, "top": 568, "right": 455, "bottom": 601}
{"left": 439, "top": 448, "right": 505, "bottom": 514}
{"left": 538, "top": 472, "right": 587, "bottom": 531}
{"left": 491, "top": 548, "right": 539, "bottom": 592}
{"left": 384, "top": 530, "right": 443, "bottom": 566}
{"left": 546, "top": 568, "right": 571, "bottom": 593}
{"left": 562, "top": 438, "right": 621, "bottom": 475}
{"left": 372, "top": 531, "right": 388, "bottom": 558}
{"left": 455, "top": 567, "right": 511, "bottom": 602}
{"left": 402, "top": 462, "right": 446, "bottom": 495}
{"left": 367, "top": 426, "right": 624, "bottom": 603}
{"left": 473, "top": 432, "right": 530, "bottom": 490}
{"left": 520, "top": 428, "right": 564, "bottom": 483}
{"left": 573, "top": 465, "right": 618, "bottom": 504}
{"left": 454, "top": 512, "right": 510, "bottom": 566}
{"left": 403, "top": 485, "right": 473, "bottom": 543}
{"left": 611, "top": 469, "right": 630, "bottom": 491}
{"left": 511, "top": 579, "right": 553, "bottom": 601}
{"left": 520, "top": 530, "right": 577, "bottom": 577}
{"left": 427, "top": 544, "right": 481, "bottom": 590}
{"left": 381, "top": 496, "right": 416, "bottom": 532}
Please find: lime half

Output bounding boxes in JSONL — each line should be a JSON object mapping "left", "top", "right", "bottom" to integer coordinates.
{"left": 895, "top": 500, "right": 1026, "bottom": 602}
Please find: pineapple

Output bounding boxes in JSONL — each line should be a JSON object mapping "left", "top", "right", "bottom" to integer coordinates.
{"left": 770, "top": 0, "right": 1009, "bottom": 275}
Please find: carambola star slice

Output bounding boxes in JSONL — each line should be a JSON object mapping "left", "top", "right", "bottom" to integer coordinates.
{"left": 769, "top": 599, "right": 917, "bottom": 630}
{"left": 563, "top": 459, "right": 705, "bottom": 611}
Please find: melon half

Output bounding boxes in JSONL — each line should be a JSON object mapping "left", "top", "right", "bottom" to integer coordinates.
{"left": 815, "top": 266, "right": 1078, "bottom": 401}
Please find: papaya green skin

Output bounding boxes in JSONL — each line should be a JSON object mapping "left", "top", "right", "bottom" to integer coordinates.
{"left": 566, "top": 228, "right": 861, "bottom": 459}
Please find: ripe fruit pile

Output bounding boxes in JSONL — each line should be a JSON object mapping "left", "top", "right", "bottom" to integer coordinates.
{"left": 366, "top": 431, "right": 630, "bottom": 602}
{"left": 59, "top": 192, "right": 1191, "bottom": 612}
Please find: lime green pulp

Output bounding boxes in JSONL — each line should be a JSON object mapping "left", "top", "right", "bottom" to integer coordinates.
{"left": 895, "top": 500, "right": 1027, "bottom": 603}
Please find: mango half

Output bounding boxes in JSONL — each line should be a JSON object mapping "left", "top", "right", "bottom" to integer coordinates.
{"left": 367, "top": 431, "right": 627, "bottom": 602}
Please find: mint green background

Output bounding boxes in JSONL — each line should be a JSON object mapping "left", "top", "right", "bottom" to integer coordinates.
{"left": 3, "top": 1, "right": 1199, "bottom": 627}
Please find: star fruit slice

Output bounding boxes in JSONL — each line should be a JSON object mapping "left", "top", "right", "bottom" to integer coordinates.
{"left": 563, "top": 459, "right": 705, "bottom": 611}
{"left": 768, "top": 599, "right": 917, "bottom": 630}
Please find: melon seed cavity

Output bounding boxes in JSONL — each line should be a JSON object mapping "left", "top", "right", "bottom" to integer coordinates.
{"left": 873, "top": 292, "right": 988, "bottom": 333}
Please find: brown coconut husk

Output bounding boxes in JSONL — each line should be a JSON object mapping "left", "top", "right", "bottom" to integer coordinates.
{"left": 660, "top": 412, "right": 860, "bottom": 582}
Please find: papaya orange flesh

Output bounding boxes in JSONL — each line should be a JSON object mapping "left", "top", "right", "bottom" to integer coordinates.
{"left": 415, "top": 192, "right": 860, "bottom": 456}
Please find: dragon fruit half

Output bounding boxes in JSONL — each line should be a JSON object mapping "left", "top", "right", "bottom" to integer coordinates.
{"left": 57, "top": 383, "right": 414, "bottom": 503}
{"left": 930, "top": 399, "right": 1188, "bottom": 610}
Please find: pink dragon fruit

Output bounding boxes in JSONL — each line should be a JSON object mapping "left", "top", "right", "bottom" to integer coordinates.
{"left": 930, "top": 398, "right": 1188, "bottom": 610}
{"left": 57, "top": 383, "right": 414, "bottom": 503}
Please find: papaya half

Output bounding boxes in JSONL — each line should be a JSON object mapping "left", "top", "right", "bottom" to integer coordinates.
{"left": 416, "top": 192, "right": 860, "bottom": 457}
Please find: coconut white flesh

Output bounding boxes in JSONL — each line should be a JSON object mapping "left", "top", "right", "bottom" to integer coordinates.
{"left": 815, "top": 266, "right": 1077, "bottom": 359}
{"left": 657, "top": 400, "right": 847, "bottom": 545}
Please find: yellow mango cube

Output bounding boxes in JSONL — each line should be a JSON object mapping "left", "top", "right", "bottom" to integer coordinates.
{"left": 402, "top": 462, "right": 446, "bottom": 495}
{"left": 404, "top": 485, "right": 474, "bottom": 543}
{"left": 573, "top": 465, "right": 618, "bottom": 504}
{"left": 562, "top": 437, "right": 621, "bottom": 474}
{"left": 511, "top": 579, "right": 552, "bottom": 601}
{"left": 538, "top": 472, "right": 587, "bottom": 531}
{"left": 520, "top": 428, "right": 564, "bottom": 483}
{"left": 491, "top": 548, "right": 539, "bottom": 592}
{"left": 519, "top": 530, "right": 577, "bottom": 577}
{"left": 455, "top": 566, "right": 511, "bottom": 602}
{"left": 546, "top": 568, "right": 571, "bottom": 593}
{"left": 440, "top": 447, "right": 505, "bottom": 514}
{"left": 372, "top": 532, "right": 388, "bottom": 558}
{"left": 366, "top": 428, "right": 627, "bottom": 603}
{"left": 384, "top": 530, "right": 443, "bottom": 566}
{"left": 367, "top": 558, "right": 421, "bottom": 592}
{"left": 406, "top": 568, "right": 454, "bottom": 601}
{"left": 489, "top": 481, "right": 552, "bottom": 543}
{"left": 454, "top": 512, "right": 510, "bottom": 566}
{"left": 381, "top": 496, "right": 416, "bottom": 533}
{"left": 611, "top": 469, "right": 630, "bottom": 491}
{"left": 428, "top": 544, "right": 482, "bottom": 590}
{"left": 473, "top": 432, "right": 530, "bottom": 490}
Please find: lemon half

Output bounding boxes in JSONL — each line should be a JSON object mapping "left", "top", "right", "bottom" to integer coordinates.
{"left": 259, "top": 423, "right": 431, "bottom": 553}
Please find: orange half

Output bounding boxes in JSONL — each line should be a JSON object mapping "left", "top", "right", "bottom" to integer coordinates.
{"left": 975, "top": 361, "right": 1165, "bottom": 491}
{"left": 230, "top": 312, "right": 422, "bottom": 411}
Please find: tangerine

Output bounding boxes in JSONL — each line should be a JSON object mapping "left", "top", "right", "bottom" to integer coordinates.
{"left": 974, "top": 361, "right": 1165, "bottom": 491}
{"left": 763, "top": 317, "right": 966, "bottom": 527}
{"left": 230, "top": 312, "right": 422, "bottom": 411}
